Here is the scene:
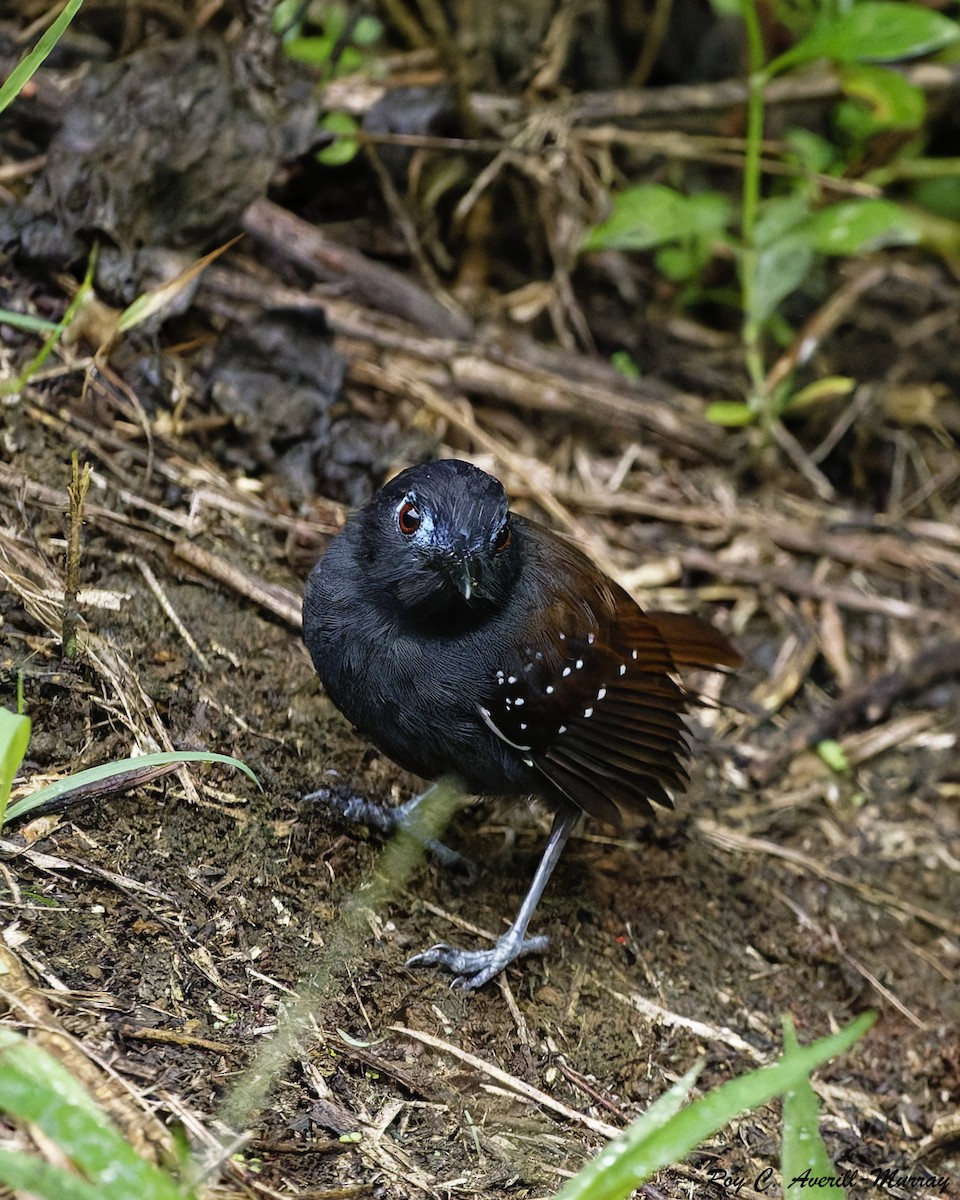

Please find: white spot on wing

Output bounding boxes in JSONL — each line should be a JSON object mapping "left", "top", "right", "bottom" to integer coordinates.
{"left": 477, "top": 705, "right": 532, "bottom": 751}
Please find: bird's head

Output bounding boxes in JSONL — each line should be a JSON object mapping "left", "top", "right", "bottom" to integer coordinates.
{"left": 360, "top": 460, "right": 521, "bottom": 619}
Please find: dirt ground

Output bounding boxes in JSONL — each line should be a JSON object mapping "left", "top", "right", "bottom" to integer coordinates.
{"left": 2, "top": 355, "right": 959, "bottom": 1197}
{"left": 1, "top": 8, "right": 960, "bottom": 1200}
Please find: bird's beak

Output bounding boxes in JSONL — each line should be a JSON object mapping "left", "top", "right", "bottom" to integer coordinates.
{"left": 436, "top": 535, "right": 479, "bottom": 602}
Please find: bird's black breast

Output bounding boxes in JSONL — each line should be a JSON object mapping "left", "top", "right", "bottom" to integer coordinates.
{"left": 303, "top": 527, "right": 539, "bottom": 795}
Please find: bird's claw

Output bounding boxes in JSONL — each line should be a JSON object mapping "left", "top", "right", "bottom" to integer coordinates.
{"left": 406, "top": 934, "right": 551, "bottom": 990}
{"left": 304, "top": 787, "right": 475, "bottom": 877}
{"left": 304, "top": 787, "right": 398, "bottom": 834}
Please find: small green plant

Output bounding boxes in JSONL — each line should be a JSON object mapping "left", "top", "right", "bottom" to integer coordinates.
{"left": 0, "top": 1028, "right": 194, "bottom": 1200}
{"left": 0, "top": 690, "right": 31, "bottom": 832}
{"left": 0, "top": 0, "right": 86, "bottom": 360}
{"left": 816, "top": 738, "right": 851, "bottom": 772}
{"left": 583, "top": 1, "right": 960, "bottom": 427}
{"left": 275, "top": 0, "right": 382, "bottom": 77}
{"left": 553, "top": 1011, "right": 875, "bottom": 1200}
{"left": 275, "top": 0, "right": 384, "bottom": 165}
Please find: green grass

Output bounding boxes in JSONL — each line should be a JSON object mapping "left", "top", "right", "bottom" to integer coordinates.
{"left": 554, "top": 1012, "right": 875, "bottom": 1199}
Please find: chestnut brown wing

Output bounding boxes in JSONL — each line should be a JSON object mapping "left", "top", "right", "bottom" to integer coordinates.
{"left": 533, "top": 597, "right": 695, "bottom": 822}
{"left": 480, "top": 522, "right": 739, "bottom": 823}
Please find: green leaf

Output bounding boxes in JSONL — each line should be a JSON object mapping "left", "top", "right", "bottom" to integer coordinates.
{"left": 610, "top": 351, "right": 642, "bottom": 380}
{"left": 749, "top": 233, "right": 815, "bottom": 323}
{"left": 784, "top": 129, "right": 838, "bottom": 176}
{"left": 584, "top": 186, "right": 731, "bottom": 254}
{"left": 0, "top": 0, "right": 85, "bottom": 116}
{"left": 4, "top": 750, "right": 261, "bottom": 825}
{"left": 584, "top": 185, "right": 693, "bottom": 252}
{"left": 273, "top": 0, "right": 302, "bottom": 34}
{"left": 782, "top": 1018, "right": 849, "bottom": 1198}
{"left": 770, "top": 2, "right": 960, "bottom": 74}
{"left": 336, "top": 46, "right": 366, "bottom": 75}
{"left": 784, "top": 378, "right": 855, "bottom": 411}
{"left": 708, "top": 0, "right": 741, "bottom": 16}
{"left": 0, "top": 1031, "right": 186, "bottom": 1200}
{"left": 316, "top": 112, "right": 361, "bottom": 166}
{"left": 554, "top": 1013, "right": 876, "bottom": 1200}
{"left": 783, "top": 377, "right": 856, "bottom": 412}
{"left": 802, "top": 198, "right": 918, "bottom": 255}
{"left": 353, "top": 15, "right": 383, "bottom": 46}
{"left": 906, "top": 204, "right": 960, "bottom": 259}
{"left": 816, "top": 740, "right": 851, "bottom": 773}
{"left": 2, "top": 247, "right": 98, "bottom": 399}
{"left": 836, "top": 64, "right": 925, "bottom": 139}
{"left": 284, "top": 34, "right": 336, "bottom": 67}
{"left": 0, "top": 1150, "right": 107, "bottom": 1200}
{"left": 0, "top": 708, "right": 31, "bottom": 823}
{"left": 0, "top": 310, "right": 62, "bottom": 334}
{"left": 686, "top": 191, "right": 734, "bottom": 237}
{"left": 655, "top": 243, "right": 701, "bottom": 281}
{"left": 913, "top": 176, "right": 960, "bottom": 221}
{"left": 556, "top": 1063, "right": 703, "bottom": 1200}
{"left": 705, "top": 401, "right": 756, "bottom": 427}
{"left": 753, "top": 192, "right": 813, "bottom": 247}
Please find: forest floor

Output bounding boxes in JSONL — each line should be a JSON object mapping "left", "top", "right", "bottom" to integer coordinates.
{"left": 1, "top": 7, "right": 959, "bottom": 1199}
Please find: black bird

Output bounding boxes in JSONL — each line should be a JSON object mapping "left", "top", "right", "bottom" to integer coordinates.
{"left": 303, "top": 459, "right": 738, "bottom": 988}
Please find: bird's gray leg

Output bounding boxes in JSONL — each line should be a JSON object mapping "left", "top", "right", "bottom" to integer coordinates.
{"left": 407, "top": 802, "right": 579, "bottom": 989}
{"left": 304, "top": 782, "right": 474, "bottom": 875}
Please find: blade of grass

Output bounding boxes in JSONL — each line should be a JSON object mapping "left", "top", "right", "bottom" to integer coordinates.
{"left": 116, "top": 235, "right": 242, "bottom": 334}
{"left": 0, "top": 310, "right": 62, "bottom": 334}
{"left": 554, "top": 1012, "right": 875, "bottom": 1200}
{"left": 2, "top": 247, "right": 97, "bottom": 398}
{"left": 0, "top": 708, "right": 32, "bottom": 827}
{"left": 782, "top": 1017, "right": 848, "bottom": 1198}
{"left": 0, "top": 1151, "right": 108, "bottom": 1200}
{"left": 4, "top": 749, "right": 261, "bottom": 824}
{"left": 0, "top": 1030, "right": 186, "bottom": 1200}
{"left": 0, "top": 0, "right": 85, "bottom": 115}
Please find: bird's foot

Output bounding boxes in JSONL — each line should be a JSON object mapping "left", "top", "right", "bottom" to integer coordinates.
{"left": 406, "top": 931, "right": 550, "bottom": 990}
{"left": 304, "top": 787, "right": 476, "bottom": 879}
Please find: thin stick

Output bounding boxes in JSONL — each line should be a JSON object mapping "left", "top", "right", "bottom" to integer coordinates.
{"left": 62, "top": 452, "right": 91, "bottom": 659}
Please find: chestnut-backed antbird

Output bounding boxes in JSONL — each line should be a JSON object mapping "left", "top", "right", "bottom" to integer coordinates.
{"left": 303, "top": 459, "right": 739, "bottom": 988}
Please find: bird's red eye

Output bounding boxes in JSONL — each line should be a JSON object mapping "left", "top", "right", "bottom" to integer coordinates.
{"left": 494, "top": 523, "right": 512, "bottom": 553}
{"left": 397, "top": 501, "right": 421, "bottom": 535}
